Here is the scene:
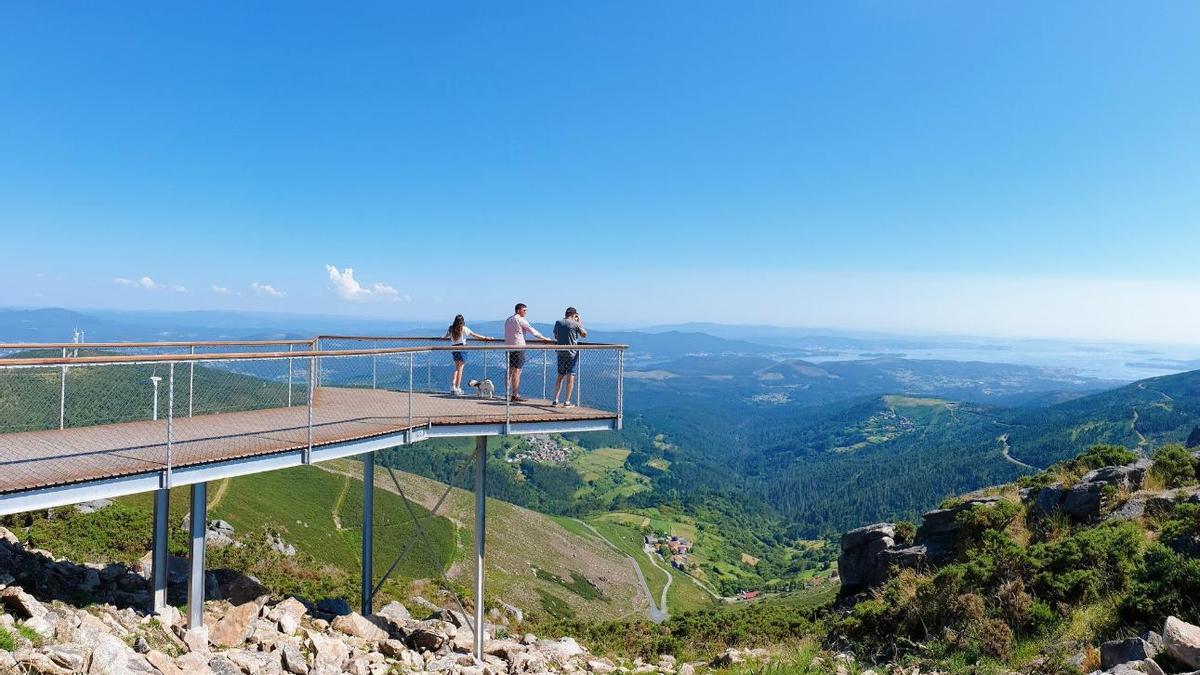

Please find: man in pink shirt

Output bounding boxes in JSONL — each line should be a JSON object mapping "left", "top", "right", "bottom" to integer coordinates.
{"left": 503, "top": 303, "right": 551, "bottom": 402}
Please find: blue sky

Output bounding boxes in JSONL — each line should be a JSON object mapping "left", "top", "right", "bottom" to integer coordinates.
{"left": 2, "top": 3, "right": 1199, "bottom": 341}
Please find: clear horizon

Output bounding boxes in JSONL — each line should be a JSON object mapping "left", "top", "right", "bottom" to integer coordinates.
{"left": 3, "top": 3, "right": 1199, "bottom": 343}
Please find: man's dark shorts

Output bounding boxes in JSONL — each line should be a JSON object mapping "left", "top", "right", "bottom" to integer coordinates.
{"left": 557, "top": 352, "right": 579, "bottom": 376}
{"left": 508, "top": 351, "right": 525, "bottom": 369}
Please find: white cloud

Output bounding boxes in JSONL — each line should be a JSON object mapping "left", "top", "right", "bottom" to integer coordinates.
{"left": 113, "top": 276, "right": 186, "bottom": 293}
{"left": 211, "top": 285, "right": 241, "bottom": 296}
{"left": 325, "top": 265, "right": 409, "bottom": 302}
{"left": 251, "top": 282, "right": 286, "bottom": 298}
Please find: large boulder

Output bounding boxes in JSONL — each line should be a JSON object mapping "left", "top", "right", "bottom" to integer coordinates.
{"left": 1, "top": 586, "right": 48, "bottom": 620}
{"left": 1033, "top": 484, "right": 1068, "bottom": 517}
{"left": 837, "top": 524, "right": 895, "bottom": 594}
{"left": 916, "top": 497, "right": 1007, "bottom": 562}
{"left": 1164, "top": 616, "right": 1200, "bottom": 670}
{"left": 1101, "top": 637, "right": 1160, "bottom": 670}
{"left": 331, "top": 612, "right": 388, "bottom": 641}
{"left": 208, "top": 601, "right": 259, "bottom": 648}
{"left": 1063, "top": 481, "right": 1109, "bottom": 523}
{"left": 1081, "top": 460, "right": 1153, "bottom": 491}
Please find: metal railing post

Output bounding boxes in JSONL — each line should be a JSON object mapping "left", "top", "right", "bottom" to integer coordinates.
{"left": 59, "top": 347, "right": 67, "bottom": 430}
{"left": 408, "top": 353, "right": 414, "bottom": 430}
{"left": 188, "top": 345, "right": 195, "bottom": 417}
{"left": 504, "top": 354, "right": 511, "bottom": 433}
{"left": 314, "top": 338, "right": 321, "bottom": 389}
{"left": 287, "top": 344, "right": 294, "bottom": 407}
{"left": 617, "top": 349, "right": 624, "bottom": 429}
{"left": 576, "top": 351, "right": 583, "bottom": 407}
{"left": 426, "top": 349, "right": 431, "bottom": 392}
{"left": 542, "top": 349, "right": 548, "bottom": 401}
{"left": 482, "top": 349, "right": 488, "bottom": 383}
{"left": 167, "top": 363, "right": 174, "bottom": 486}
{"left": 372, "top": 354, "right": 377, "bottom": 389}
{"left": 473, "top": 435, "right": 488, "bottom": 660}
{"left": 306, "top": 354, "right": 315, "bottom": 463}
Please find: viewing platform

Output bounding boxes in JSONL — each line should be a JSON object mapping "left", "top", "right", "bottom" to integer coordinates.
{"left": 0, "top": 335, "right": 626, "bottom": 655}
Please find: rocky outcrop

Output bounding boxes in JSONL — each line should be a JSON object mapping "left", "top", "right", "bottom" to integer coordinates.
{"left": 916, "top": 497, "right": 1008, "bottom": 562}
{"left": 838, "top": 524, "right": 897, "bottom": 594}
{"left": 1034, "top": 460, "right": 1155, "bottom": 523}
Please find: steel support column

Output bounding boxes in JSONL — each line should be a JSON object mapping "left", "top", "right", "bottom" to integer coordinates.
{"left": 188, "top": 482, "right": 207, "bottom": 629}
{"left": 152, "top": 487, "right": 169, "bottom": 614}
{"left": 473, "top": 435, "right": 487, "bottom": 659}
{"left": 361, "top": 452, "right": 375, "bottom": 615}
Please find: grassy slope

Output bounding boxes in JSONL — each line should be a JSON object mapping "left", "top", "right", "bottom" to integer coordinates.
{"left": 120, "top": 465, "right": 455, "bottom": 581}
{"left": 571, "top": 447, "right": 651, "bottom": 501}
{"left": 322, "top": 458, "right": 647, "bottom": 622}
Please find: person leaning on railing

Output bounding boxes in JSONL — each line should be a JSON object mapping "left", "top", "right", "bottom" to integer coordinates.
{"left": 552, "top": 307, "right": 587, "bottom": 407}
{"left": 503, "top": 303, "right": 552, "bottom": 402}
{"left": 444, "top": 314, "right": 494, "bottom": 396}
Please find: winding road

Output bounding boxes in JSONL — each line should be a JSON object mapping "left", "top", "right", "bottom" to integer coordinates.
{"left": 998, "top": 434, "right": 1039, "bottom": 471}
{"left": 572, "top": 518, "right": 669, "bottom": 623}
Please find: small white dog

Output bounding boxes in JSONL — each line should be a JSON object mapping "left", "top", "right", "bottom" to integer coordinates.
{"left": 467, "top": 379, "right": 495, "bottom": 399}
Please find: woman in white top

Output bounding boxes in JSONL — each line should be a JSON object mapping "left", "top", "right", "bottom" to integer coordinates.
{"left": 444, "top": 314, "right": 492, "bottom": 395}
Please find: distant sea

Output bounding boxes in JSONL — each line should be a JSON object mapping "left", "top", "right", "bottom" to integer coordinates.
{"left": 796, "top": 343, "right": 1200, "bottom": 382}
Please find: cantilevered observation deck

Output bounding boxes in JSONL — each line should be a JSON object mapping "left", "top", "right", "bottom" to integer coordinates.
{"left": 0, "top": 336, "right": 625, "bottom": 656}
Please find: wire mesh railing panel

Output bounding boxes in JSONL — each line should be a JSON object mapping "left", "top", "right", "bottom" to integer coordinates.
{"left": 0, "top": 339, "right": 624, "bottom": 496}
{"left": 187, "top": 358, "right": 299, "bottom": 417}
{"left": 0, "top": 365, "right": 64, "bottom": 433}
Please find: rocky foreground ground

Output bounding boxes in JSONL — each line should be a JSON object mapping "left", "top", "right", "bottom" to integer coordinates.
{"left": 0, "top": 525, "right": 724, "bottom": 675}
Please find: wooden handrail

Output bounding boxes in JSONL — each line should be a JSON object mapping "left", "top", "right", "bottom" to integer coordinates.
{"left": 0, "top": 342, "right": 628, "bottom": 367}
{"left": 0, "top": 339, "right": 315, "bottom": 349}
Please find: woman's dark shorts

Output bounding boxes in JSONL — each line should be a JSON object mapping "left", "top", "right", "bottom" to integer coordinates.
{"left": 452, "top": 351, "right": 466, "bottom": 363}
{"left": 557, "top": 352, "right": 579, "bottom": 376}
{"left": 508, "top": 351, "right": 525, "bottom": 369}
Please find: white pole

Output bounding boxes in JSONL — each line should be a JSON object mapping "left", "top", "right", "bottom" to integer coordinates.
{"left": 473, "top": 436, "right": 487, "bottom": 660}
{"left": 151, "top": 376, "right": 162, "bottom": 421}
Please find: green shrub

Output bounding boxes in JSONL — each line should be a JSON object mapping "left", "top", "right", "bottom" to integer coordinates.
{"left": 1121, "top": 544, "right": 1200, "bottom": 627}
{"left": 955, "top": 500, "right": 1022, "bottom": 547}
{"left": 1152, "top": 444, "right": 1198, "bottom": 489}
{"left": 24, "top": 503, "right": 187, "bottom": 564}
{"left": 1031, "top": 521, "right": 1144, "bottom": 606}
{"left": 894, "top": 521, "right": 917, "bottom": 547}
{"left": 1071, "top": 445, "right": 1137, "bottom": 472}
{"left": 0, "top": 627, "right": 15, "bottom": 652}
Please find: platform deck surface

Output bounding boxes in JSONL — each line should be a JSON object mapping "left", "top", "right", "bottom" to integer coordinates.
{"left": 0, "top": 387, "right": 614, "bottom": 495}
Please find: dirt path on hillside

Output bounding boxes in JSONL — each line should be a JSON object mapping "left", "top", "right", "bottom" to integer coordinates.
{"left": 330, "top": 474, "right": 351, "bottom": 530}
{"left": 209, "top": 478, "right": 232, "bottom": 510}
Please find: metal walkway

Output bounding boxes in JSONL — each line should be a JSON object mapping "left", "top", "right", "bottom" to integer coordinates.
{"left": 0, "top": 336, "right": 626, "bottom": 658}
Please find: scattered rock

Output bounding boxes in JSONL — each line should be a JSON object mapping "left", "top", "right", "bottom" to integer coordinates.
{"left": 281, "top": 643, "right": 310, "bottom": 675}
{"left": 44, "top": 643, "right": 91, "bottom": 671}
{"left": 331, "top": 612, "right": 388, "bottom": 641}
{"left": 1101, "top": 637, "right": 1159, "bottom": 670}
{"left": 209, "top": 601, "right": 259, "bottom": 648}
{"left": 1, "top": 585, "right": 49, "bottom": 619}
{"left": 74, "top": 498, "right": 115, "bottom": 514}
{"left": 266, "top": 531, "right": 297, "bottom": 557}
{"left": 1164, "top": 616, "right": 1200, "bottom": 670}
{"left": 182, "top": 626, "right": 210, "bottom": 654}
